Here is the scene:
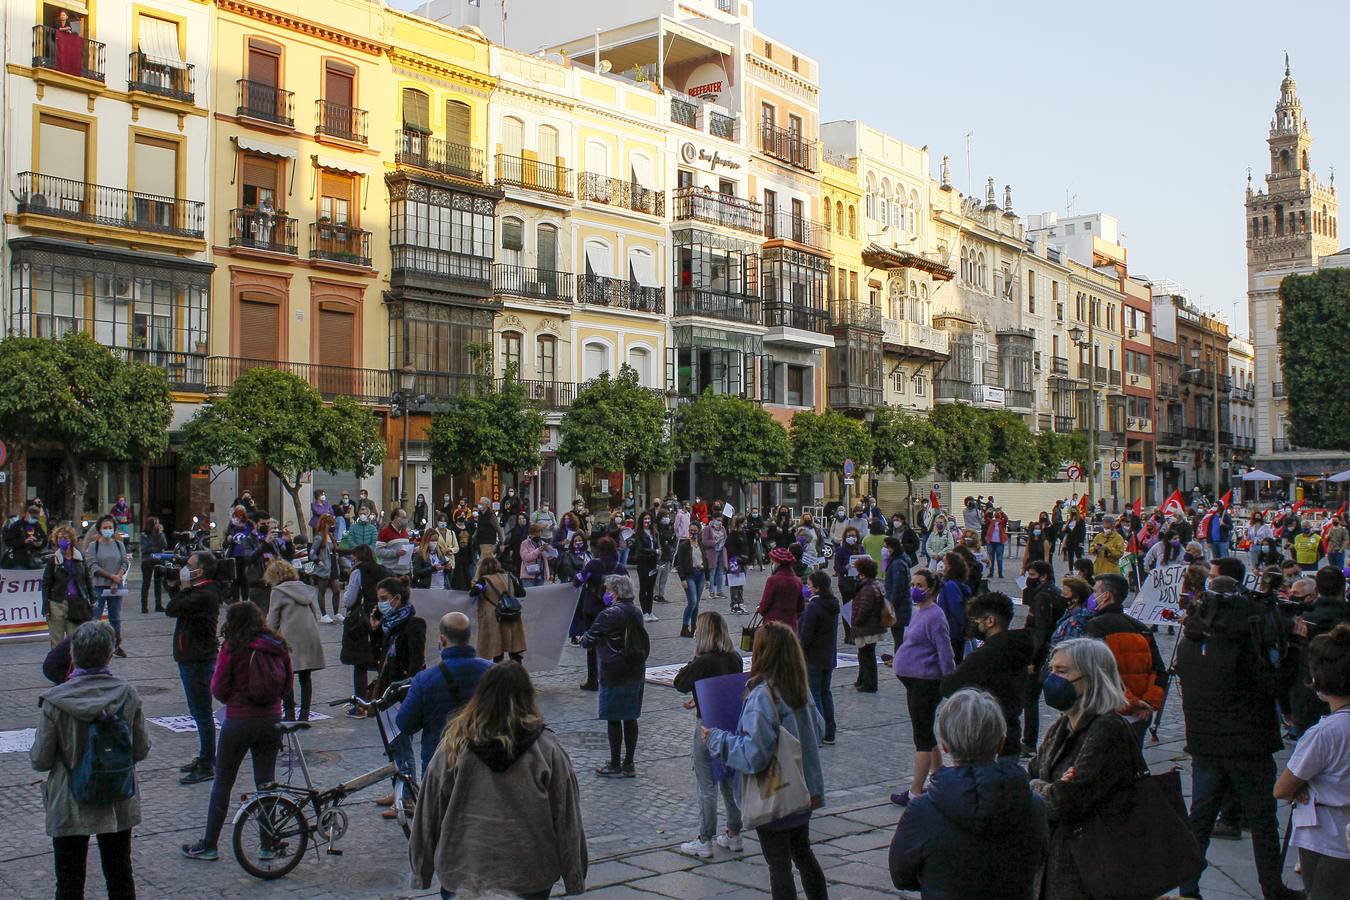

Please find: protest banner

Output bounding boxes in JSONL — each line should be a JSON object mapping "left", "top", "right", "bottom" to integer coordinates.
{"left": 0, "top": 568, "right": 51, "bottom": 641}
{"left": 411, "top": 583, "right": 575, "bottom": 672}
{"left": 695, "top": 671, "right": 749, "bottom": 783}
{"left": 646, "top": 652, "right": 859, "bottom": 686}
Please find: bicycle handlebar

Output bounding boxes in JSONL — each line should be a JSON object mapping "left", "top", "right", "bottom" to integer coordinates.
{"left": 326, "top": 678, "right": 411, "bottom": 710}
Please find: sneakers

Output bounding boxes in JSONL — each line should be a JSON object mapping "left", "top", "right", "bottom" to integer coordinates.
{"left": 679, "top": 625, "right": 693, "bottom": 638}
{"left": 595, "top": 763, "right": 624, "bottom": 777}
{"left": 821, "top": 737, "right": 836, "bottom": 746}
{"left": 643, "top": 613, "right": 658, "bottom": 623}
{"left": 181, "top": 842, "right": 218, "bottom": 861}
{"left": 890, "top": 791, "right": 913, "bottom": 807}
{"left": 180, "top": 762, "right": 214, "bottom": 785}
{"left": 579, "top": 681, "right": 599, "bottom": 692}
{"left": 113, "top": 646, "right": 128, "bottom": 658}
{"left": 334, "top": 612, "right": 345, "bottom": 623}
{"left": 319, "top": 614, "right": 334, "bottom": 624}
{"left": 679, "top": 838, "right": 714, "bottom": 859}
{"left": 1210, "top": 819, "right": 1242, "bottom": 840}
{"left": 1020, "top": 742, "right": 1038, "bottom": 757}
{"left": 178, "top": 756, "right": 201, "bottom": 774}
{"left": 714, "top": 831, "right": 744, "bottom": 853}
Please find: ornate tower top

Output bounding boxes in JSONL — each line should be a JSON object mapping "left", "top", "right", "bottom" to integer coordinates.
{"left": 1271, "top": 54, "right": 1305, "bottom": 138}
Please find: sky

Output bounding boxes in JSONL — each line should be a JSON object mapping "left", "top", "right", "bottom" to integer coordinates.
{"left": 393, "top": 0, "right": 1350, "bottom": 334}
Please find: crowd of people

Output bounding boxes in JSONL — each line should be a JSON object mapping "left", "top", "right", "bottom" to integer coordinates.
{"left": 23, "top": 484, "right": 1350, "bottom": 900}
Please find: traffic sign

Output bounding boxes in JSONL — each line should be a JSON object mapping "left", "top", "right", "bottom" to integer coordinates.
{"left": 843, "top": 477, "right": 855, "bottom": 486}
{"left": 1110, "top": 470, "right": 1121, "bottom": 480}
{"left": 1109, "top": 459, "right": 1122, "bottom": 472}
{"left": 0, "top": 439, "right": 7, "bottom": 468}
{"left": 843, "top": 458, "right": 855, "bottom": 477}
{"left": 1066, "top": 464, "right": 1082, "bottom": 481}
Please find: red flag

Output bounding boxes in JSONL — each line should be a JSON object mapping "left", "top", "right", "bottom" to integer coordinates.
{"left": 930, "top": 487, "right": 940, "bottom": 510}
{"left": 1292, "top": 499, "right": 1307, "bottom": 513}
{"left": 1077, "top": 494, "right": 1088, "bottom": 516}
{"left": 1218, "top": 489, "right": 1232, "bottom": 508}
{"left": 1132, "top": 497, "right": 1142, "bottom": 518}
{"left": 1160, "top": 489, "right": 1185, "bottom": 516}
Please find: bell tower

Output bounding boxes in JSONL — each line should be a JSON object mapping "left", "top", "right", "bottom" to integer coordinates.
{"left": 1267, "top": 53, "right": 1312, "bottom": 179}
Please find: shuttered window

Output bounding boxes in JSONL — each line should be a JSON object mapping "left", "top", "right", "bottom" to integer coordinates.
{"left": 402, "top": 89, "right": 430, "bottom": 134}
{"left": 317, "top": 307, "right": 354, "bottom": 368}
{"left": 39, "top": 116, "right": 87, "bottom": 182}
{"left": 319, "top": 171, "right": 353, "bottom": 225}
{"left": 325, "top": 65, "right": 354, "bottom": 108}
{"left": 445, "top": 100, "right": 471, "bottom": 146}
{"left": 238, "top": 298, "right": 279, "bottom": 360}
{"left": 501, "top": 217, "right": 523, "bottom": 251}
{"left": 241, "top": 155, "right": 278, "bottom": 208}
{"left": 133, "top": 135, "right": 177, "bottom": 199}
{"left": 247, "top": 44, "right": 279, "bottom": 86}
{"left": 138, "top": 15, "right": 183, "bottom": 64}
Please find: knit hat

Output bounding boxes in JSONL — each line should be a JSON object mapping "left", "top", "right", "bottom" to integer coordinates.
{"left": 769, "top": 546, "right": 795, "bottom": 565}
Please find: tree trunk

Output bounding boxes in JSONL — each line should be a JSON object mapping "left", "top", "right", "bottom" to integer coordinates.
{"left": 277, "top": 473, "right": 309, "bottom": 543}
{"left": 65, "top": 451, "right": 87, "bottom": 529}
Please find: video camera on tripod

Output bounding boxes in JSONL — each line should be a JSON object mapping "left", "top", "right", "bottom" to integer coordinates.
{"left": 155, "top": 516, "right": 234, "bottom": 590}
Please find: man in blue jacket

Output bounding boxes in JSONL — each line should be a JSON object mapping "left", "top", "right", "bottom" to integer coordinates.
{"left": 395, "top": 612, "right": 492, "bottom": 773}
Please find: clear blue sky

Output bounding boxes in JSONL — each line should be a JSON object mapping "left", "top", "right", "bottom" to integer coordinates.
{"left": 393, "top": 0, "right": 1350, "bottom": 332}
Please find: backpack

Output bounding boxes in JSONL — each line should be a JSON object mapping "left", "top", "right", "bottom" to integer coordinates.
{"left": 244, "top": 642, "right": 290, "bottom": 706}
{"left": 1183, "top": 588, "right": 1285, "bottom": 696}
{"left": 621, "top": 609, "right": 650, "bottom": 665}
{"left": 68, "top": 699, "right": 136, "bottom": 804}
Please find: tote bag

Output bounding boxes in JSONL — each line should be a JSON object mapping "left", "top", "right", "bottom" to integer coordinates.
{"left": 740, "top": 613, "right": 762, "bottom": 652}
{"left": 739, "top": 717, "right": 812, "bottom": 831}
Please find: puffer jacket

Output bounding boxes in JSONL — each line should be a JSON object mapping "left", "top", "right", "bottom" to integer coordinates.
{"left": 1083, "top": 606, "right": 1166, "bottom": 710}
{"left": 851, "top": 577, "right": 887, "bottom": 637}
{"left": 31, "top": 673, "right": 151, "bottom": 837}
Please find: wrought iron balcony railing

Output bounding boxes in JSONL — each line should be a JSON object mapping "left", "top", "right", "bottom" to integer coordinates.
{"left": 493, "top": 263, "right": 573, "bottom": 303}
{"left": 315, "top": 100, "right": 368, "bottom": 144}
{"left": 16, "top": 172, "right": 205, "bottom": 238}
{"left": 496, "top": 153, "right": 572, "bottom": 197}
{"left": 237, "top": 79, "right": 294, "bottom": 127}
{"left": 310, "top": 222, "right": 371, "bottom": 267}
{"left": 577, "top": 274, "right": 663, "bottom": 313}
{"left": 128, "top": 51, "right": 193, "bottom": 102}
{"left": 395, "top": 130, "right": 484, "bottom": 181}
{"left": 760, "top": 122, "right": 819, "bottom": 172}
{"left": 578, "top": 173, "right": 664, "bottom": 216}
{"left": 229, "top": 207, "right": 297, "bottom": 255}
{"left": 674, "top": 288, "right": 761, "bottom": 325}
{"left": 672, "top": 187, "right": 762, "bottom": 234}
{"left": 33, "top": 25, "right": 104, "bottom": 82}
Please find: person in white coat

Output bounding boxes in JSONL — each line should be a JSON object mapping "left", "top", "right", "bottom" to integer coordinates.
{"left": 264, "top": 559, "right": 325, "bottom": 721}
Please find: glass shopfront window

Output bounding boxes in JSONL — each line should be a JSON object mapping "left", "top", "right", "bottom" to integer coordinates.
{"left": 388, "top": 299, "right": 492, "bottom": 397}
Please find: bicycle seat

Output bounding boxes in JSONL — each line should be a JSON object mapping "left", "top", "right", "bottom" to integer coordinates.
{"left": 276, "top": 722, "right": 311, "bottom": 734}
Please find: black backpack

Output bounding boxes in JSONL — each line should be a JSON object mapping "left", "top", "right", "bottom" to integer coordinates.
{"left": 1183, "top": 588, "right": 1286, "bottom": 696}
{"left": 66, "top": 699, "right": 136, "bottom": 804}
{"left": 620, "top": 609, "right": 650, "bottom": 665}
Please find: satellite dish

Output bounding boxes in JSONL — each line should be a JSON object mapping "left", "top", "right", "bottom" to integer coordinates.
{"left": 599, "top": 59, "right": 613, "bottom": 73}
{"left": 543, "top": 52, "right": 566, "bottom": 65}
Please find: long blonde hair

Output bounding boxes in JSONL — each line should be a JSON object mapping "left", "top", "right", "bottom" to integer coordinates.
{"left": 437, "top": 661, "right": 543, "bottom": 769}
{"left": 694, "top": 610, "right": 734, "bottom": 656}
{"left": 748, "top": 621, "right": 810, "bottom": 710}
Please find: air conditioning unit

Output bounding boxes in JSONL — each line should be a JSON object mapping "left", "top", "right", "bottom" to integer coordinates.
{"left": 1127, "top": 328, "right": 1140, "bottom": 339}
{"left": 1129, "top": 374, "right": 1140, "bottom": 385}
{"left": 98, "top": 276, "right": 133, "bottom": 300}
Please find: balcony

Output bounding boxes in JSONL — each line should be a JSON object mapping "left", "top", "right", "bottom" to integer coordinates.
{"left": 1005, "top": 389, "right": 1035, "bottom": 410}
{"left": 763, "top": 301, "right": 831, "bottom": 334}
{"left": 117, "top": 349, "right": 206, "bottom": 392}
{"left": 764, "top": 209, "right": 830, "bottom": 252}
{"left": 1104, "top": 430, "right": 1127, "bottom": 447}
{"left": 496, "top": 153, "right": 572, "bottom": 198}
{"left": 883, "top": 319, "right": 950, "bottom": 359}
{"left": 395, "top": 130, "right": 484, "bottom": 182}
{"left": 128, "top": 52, "right": 193, "bottom": 104}
{"left": 1234, "top": 436, "right": 1256, "bottom": 451}
{"left": 671, "top": 98, "right": 698, "bottom": 129}
{"left": 830, "top": 301, "right": 884, "bottom": 331}
{"left": 760, "top": 122, "right": 819, "bottom": 172}
{"left": 1180, "top": 368, "right": 1233, "bottom": 392}
{"left": 578, "top": 173, "right": 664, "bottom": 216}
{"left": 827, "top": 384, "right": 883, "bottom": 410}
{"left": 493, "top": 263, "right": 573, "bottom": 304}
{"left": 229, "top": 208, "right": 297, "bottom": 255}
{"left": 517, "top": 378, "right": 577, "bottom": 411}
{"left": 15, "top": 173, "right": 206, "bottom": 239}
{"left": 1108, "top": 370, "right": 1122, "bottom": 387}
{"left": 1272, "top": 381, "right": 1285, "bottom": 398}
{"left": 309, "top": 222, "right": 371, "bottom": 267}
{"left": 674, "top": 288, "right": 761, "bottom": 325}
{"left": 390, "top": 245, "right": 491, "bottom": 289}
{"left": 236, "top": 79, "right": 294, "bottom": 128}
{"left": 1157, "top": 382, "right": 1179, "bottom": 400}
{"left": 1157, "top": 429, "right": 1183, "bottom": 445}
{"left": 1231, "top": 385, "right": 1255, "bottom": 401}
{"left": 206, "top": 356, "right": 392, "bottom": 404}
{"left": 935, "top": 378, "right": 972, "bottom": 402}
{"left": 708, "top": 111, "right": 737, "bottom": 141}
{"left": 315, "top": 100, "right": 368, "bottom": 144}
{"left": 672, "top": 187, "right": 762, "bottom": 235}
{"left": 1053, "top": 415, "right": 1076, "bottom": 434}
{"left": 32, "top": 25, "right": 104, "bottom": 83}
{"left": 1274, "top": 437, "right": 1298, "bottom": 451}
{"left": 1052, "top": 356, "right": 1069, "bottom": 376}
{"left": 1127, "top": 416, "right": 1154, "bottom": 433}
{"left": 577, "top": 274, "right": 663, "bottom": 313}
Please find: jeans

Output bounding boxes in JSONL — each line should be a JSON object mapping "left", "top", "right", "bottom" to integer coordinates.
{"left": 1327, "top": 550, "right": 1346, "bottom": 571}
{"left": 139, "top": 560, "right": 162, "bottom": 611}
{"left": 656, "top": 561, "right": 673, "bottom": 599}
{"left": 618, "top": 545, "right": 630, "bottom": 567}
{"left": 1181, "top": 754, "right": 1284, "bottom": 898}
{"left": 282, "top": 670, "right": 313, "bottom": 721}
{"left": 1209, "top": 540, "right": 1230, "bottom": 561}
{"left": 203, "top": 715, "right": 280, "bottom": 848}
{"left": 987, "top": 541, "right": 1005, "bottom": 578}
{"left": 692, "top": 720, "right": 742, "bottom": 841}
{"left": 53, "top": 830, "right": 134, "bottom": 900}
{"left": 757, "top": 823, "right": 828, "bottom": 900}
{"left": 709, "top": 554, "right": 726, "bottom": 594}
{"left": 93, "top": 590, "right": 123, "bottom": 643}
{"left": 682, "top": 571, "right": 706, "bottom": 629}
{"left": 391, "top": 730, "right": 416, "bottom": 781}
{"left": 807, "top": 666, "right": 835, "bottom": 742}
{"left": 177, "top": 660, "right": 216, "bottom": 765}
{"left": 637, "top": 564, "right": 657, "bottom": 615}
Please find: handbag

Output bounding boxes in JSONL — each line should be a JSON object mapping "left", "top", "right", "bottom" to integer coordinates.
{"left": 1067, "top": 719, "right": 1204, "bottom": 899}
{"left": 880, "top": 601, "right": 897, "bottom": 629}
{"left": 739, "top": 702, "right": 813, "bottom": 831}
{"left": 740, "top": 613, "right": 762, "bottom": 652}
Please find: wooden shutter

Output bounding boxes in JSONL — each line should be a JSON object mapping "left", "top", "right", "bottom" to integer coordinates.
{"left": 319, "top": 172, "right": 353, "bottom": 224}
{"left": 133, "top": 136, "right": 177, "bottom": 198}
{"left": 317, "top": 307, "right": 354, "bottom": 367}
{"left": 248, "top": 45, "right": 279, "bottom": 86}
{"left": 238, "top": 299, "right": 279, "bottom": 360}
{"left": 445, "top": 100, "right": 471, "bottom": 146}
{"left": 39, "top": 116, "right": 87, "bottom": 182}
{"left": 402, "top": 89, "right": 429, "bottom": 133}
{"left": 325, "top": 66, "right": 353, "bottom": 108}
{"left": 242, "top": 156, "right": 278, "bottom": 195}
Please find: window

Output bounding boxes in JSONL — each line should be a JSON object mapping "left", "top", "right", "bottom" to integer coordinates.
{"left": 835, "top": 201, "right": 843, "bottom": 233}
{"left": 501, "top": 216, "right": 523, "bottom": 252}
{"left": 1027, "top": 268, "right": 1035, "bottom": 314}
{"left": 389, "top": 300, "right": 492, "bottom": 381}
{"left": 912, "top": 372, "right": 926, "bottom": 395}
{"left": 324, "top": 62, "right": 354, "bottom": 110}
{"left": 536, "top": 335, "right": 556, "bottom": 380}
{"left": 536, "top": 223, "right": 557, "bottom": 272}
{"left": 718, "top": 178, "right": 736, "bottom": 196}
{"left": 893, "top": 368, "right": 907, "bottom": 394}
{"left": 240, "top": 154, "right": 278, "bottom": 208}
{"left": 631, "top": 153, "right": 653, "bottom": 189}
{"left": 880, "top": 179, "right": 890, "bottom": 226}
{"left": 822, "top": 201, "right": 831, "bottom": 230}
{"left": 501, "top": 116, "right": 524, "bottom": 157}
{"left": 136, "top": 14, "right": 185, "bottom": 78}
{"left": 786, "top": 365, "right": 805, "bottom": 406}
{"left": 1084, "top": 221, "right": 1092, "bottom": 232}
{"left": 388, "top": 182, "right": 496, "bottom": 283}
{"left": 131, "top": 134, "right": 178, "bottom": 225}
{"left": 628, "top": 346, "right": 651, "bottom": 386}
{"left": 445, "top": 100, "right": 471, "bottom": 146}
{"left": 583, "top": 342, "right": 609, "bottom": 380}
{"left": 402, "top": 88, "right": 430, "bottom": 133}
{"left": 628, "top": 248, "right": 656, "bottom": 286}
{"left": 761, "top": 102, "right": 775, "bottom": 133}
{"left": 316, "top": 304, "right": 354, "bottom": 369}
{"left": 502, "top": 330, "right": 522, "bottom": 373}
{"left": 318, "top": 171, "right": 354, "bottom": 225}
{"left": 848, "top": 205, "right": 856, "bottom": 238}
{"left": 39, "top": 114, "right": 88, "bottom": 185}
{"left": 677, "top": 169, "right": 694, "bottom": 190}
{"left": 247, "top": 40, "right": 281, "bottom": 87}
{"left": 584, "top": 140, "right": 608, "bottom": 177}
{"left": 583, "top": 240, "right": 611, "bottom": 277}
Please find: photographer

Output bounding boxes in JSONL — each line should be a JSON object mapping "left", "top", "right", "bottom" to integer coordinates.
{"left": 245, "top": 519, "right": 295, "bottom": 614}
{"left": 5, "top": 503, "right": 49, "bottom": 569}
{"left": 165, "top": 552, "right": 225, "bottom": 785}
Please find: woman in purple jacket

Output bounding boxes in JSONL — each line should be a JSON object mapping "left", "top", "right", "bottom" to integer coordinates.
{"left": 890, "top": 567, "right": 954, "bottom": 808}
{"left": 572, "top": 536, "right": 627, "bottom": 692}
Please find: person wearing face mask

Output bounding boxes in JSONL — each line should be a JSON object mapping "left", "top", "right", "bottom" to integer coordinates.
{"left": 1027, "top": 638, "right": 1149, "bottom": 900}
{"left": 222, "top": 506, "right": 255, "bottom": 604}
{"left": 165, "top": 552, "right": 224, "bottom": 784}
{"left": 309, "top": 490, "right": 333, "bottom": 533}
{"left": 354, "top": 489, "right": 377, "bottom": 517}
{"left": 828, "top": 504, "right": 851, "bottom": 545}
{"left": 499, "top": 487, "right": 523, "bottom": 523}
{"left": 519, "top": 523, "right": 558, "bottom": 589}
{"left": 655, "top": 507, "right": 679, "bottom": 601}
{"left": 531, "top": 500, "right": 558, "bottom": 531}
{"left": 891, "top": 514, "right": 920, "bottom": 566}
{"left": 412, "top": 493, "right": 429, "bottom": 532}
{"left": 244, "top": 520, "right": 295, "bottom": 614}
{"left": 4, "top": 502, "right": 50, "bottom": 569}
{"left": 468, "top": 556, "right": 526, "bottom": 665}
{"left": 1082, "top": 573, "right": 1165, "bottom": 744}
{"left": 797, "top": 571, "right": 840, "bottom": 745}
{"left": 473, "top": 497, "right": 505, "bottom": 563}
{"left": 411, "top": 528, "right": 447, "bottom": 589}
{"left": 1049, "top": 577, "right": 1095, "bottom": 646}
{"left": 1021, "top": 519, "right": 1052, "bottom": 577}
{"left": 339, "top": 544, "right": 384, "bottom": 718}
{"left": 557, "top": 532, "right": 590, "bottom": 584}
{"left": 1061, "top": 507, "right": 1086, "bottom": 565}
{"left": 675, "top": 522, "right": 709, "bottom": 638}
{"left": 1089, "top": 515, "right": 1125, "bottom": 576}
{"left": 579, "top": 574, "right": 647, "bottom": 777}
{"left": 41, "top": 525, "right": 96, "bottom": 646}
{"left": 85, "top": 516, "right": 130, "bottom": 657}
{"left": 925, "top": 515, "right": 954, "bottom": 561}
{"left": 701, "top": 515, "right": 729, "bottom": 601}
{"left": 891, "top": 568, "right": 956, "bottom": 807}
{"left": 939, "top": 592, "right": 1034, "bottom": 759}
{"left": 340, "top": 505, "right": 379, "bottom": 551}
{"left": 1021, "top": 561, "right": 1068, "bottom": 753}
{"left": 368, "top": 577, "right": 426, "bottom": 818}
{"left": 139, "top": 516, "right": 168, "bottom": 614}
{"left": 851, "top": 557, "right": 889, "bottom": 693}
{"left": 1143, "top": 527, "right": 1184, "bottom": 572}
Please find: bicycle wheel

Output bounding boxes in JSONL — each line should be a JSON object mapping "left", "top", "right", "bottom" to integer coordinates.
{"left": 393, "top": 773, "right": 418, "bottom": 838}
{"left": 232, "top": 792, "right": 310, "bottom": 880}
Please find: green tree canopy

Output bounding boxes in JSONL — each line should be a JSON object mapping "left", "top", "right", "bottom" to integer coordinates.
{"left": 1034, "top": 430, "right": 1091, "bottom": 481}
{"left": 427, "top": 363, "right": 546, "bottom": 486}
{"left": 674, "top": 391, "right": 790, "bottom": 499}
{"left": 558, "top": 365, "right": 673, "bottom": 476}
{"left": 0, "top": 332, "right": 171, "bottom": 524}
{"left": 180, "top": 367, "right": 382, "bottom": 539}
{"left": 986, "top": 410, "right": 1040, "bottom": 482}
{"left": 927, "top": 402, "right": 992, "bottom": 481}
{"left": 789, "top": 409, "right": 874, "bottom": 478}
{"left": 1280, "top": 267, "right": 1350, "bottom": 450}
{"left": 870, "top": 406, "right": 939, "bottom": 496}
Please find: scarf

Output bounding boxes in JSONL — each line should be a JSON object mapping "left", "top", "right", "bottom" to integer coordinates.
{"left": 381, "top": 603, "right": 415, "bottom": 639}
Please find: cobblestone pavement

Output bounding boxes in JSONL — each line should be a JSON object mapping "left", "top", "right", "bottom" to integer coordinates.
{"left": 0, "top": 566, "right": 1301, "bottom": 898}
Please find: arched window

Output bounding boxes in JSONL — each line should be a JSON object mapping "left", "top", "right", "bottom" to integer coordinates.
{"left": 960, "top": 246, "right": 969, "bottom": 282}
{"left": 847, "top": 205, "right": 857, "bottom": 238}
{"left": 628, "top": 247, "right": 656, "bottom": 287}
{"left": 629, "top": 152, "right": 653, "bottom": 189}
{"left": 880, "top": 179, "right": 891, "bottom": 227}
{"left": 864, "top": 173, "right": 877, "bottom": 220}
{"left": 977, "top": 252, "right": 986, "bottom": 289}
{"left": 401, "top": 88, "right": 430, "bottom": 134}
{"left": 582, "top": 341, "right": 610, "bottom": 381}
{"left": 583, "top": 239, "right": 612, "bottom": 277}
{"left": 535, "top": 334, "right": 557, "bottom": 380}
{"left": 536, "top": 222, "right": 558, "bottom": 275}
{"left": 585, "top": 140, "right": 609, "bottom": 178}
{"left": 445, "top": 99, "right": 471, "bottom": 146}
{"left": 835, "top": 200, "right": 844, "bottom": 233}
{"left": 501, "top": 330, "right": 523, "bottom": 374}
{"left": 627, "top": 346, "right": 652, "bottom": 386}
{"left": 822, "top": 200, "right": 831, "bottom": 230}
{"left": 909, "top": 190, "right": 920, "bottom": 232}
{"left": 501, "top": 116, "right": 524, "bottom": 156}
{"left": 501, "top": 215, "right": 524, "bottom": 263}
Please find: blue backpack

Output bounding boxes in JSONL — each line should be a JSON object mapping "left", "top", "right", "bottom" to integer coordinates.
{"left": 69, "top": 700, "right": 136, "bottom": 804}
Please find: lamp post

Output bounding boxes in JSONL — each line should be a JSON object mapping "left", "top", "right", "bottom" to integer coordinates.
{"left": 1188, "top": 348, "right": 1221, "bottom": 500}
{"left": 1068, "top": 323, "right": 1097, "bottom": 509}
{"left": 396, "top": 363, "right": 417, "bottom": 510}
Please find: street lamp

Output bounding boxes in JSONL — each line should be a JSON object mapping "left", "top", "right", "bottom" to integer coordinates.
{"left": 1068, "top": 323, "right": 1098, "bottom": 509}
{"left": 1187, "top": 347, "right": 1221, "bottom": 501}
{"left": 395, "top": 362, "right": 418, "bottom": 510}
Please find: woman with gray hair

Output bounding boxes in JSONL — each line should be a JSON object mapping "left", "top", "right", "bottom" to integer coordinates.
{"left": 31, "top": 621, "right": 151, "bottom": 898}
{"left": 890, "top": 688, "right": 1048, "bottom": 897}
{"left": 1026, "top": 637, "right": 1141, "bottom": 899}
{"left": 579, "top": 573, "right": 648, "bottom": 777}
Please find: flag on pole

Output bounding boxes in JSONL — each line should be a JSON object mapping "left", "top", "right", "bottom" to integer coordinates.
{"left": 1132, "top": 497, "right": 1142, "bottom": 518}
{"left": 930, "top": 486, "right": 941, "bottom": 510}
{"left": 1218, "top": 489, "right": 1232, "bottom": 508}
{"left": 1077, "top": 494, "right": 1088, "bottom": 517}
{"left": 1160, "top": 489, "right": 1185, "bottom": 516}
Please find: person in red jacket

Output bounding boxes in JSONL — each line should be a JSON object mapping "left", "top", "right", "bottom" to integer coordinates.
{"left": 758, "top": 546, "right": 804, "bottom": 630}
{"left": 691, "top": 496, "right": 709, "bottom": 525}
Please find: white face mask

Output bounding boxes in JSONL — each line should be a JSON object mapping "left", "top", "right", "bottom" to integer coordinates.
{"left": 179, "top": 565, "right": 194, "bottom": 584}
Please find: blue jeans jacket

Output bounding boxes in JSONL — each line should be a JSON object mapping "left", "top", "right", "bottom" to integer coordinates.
{"left": 706, "top": 682, "right": 826, "bottom": 818}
